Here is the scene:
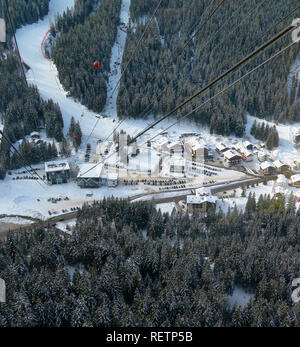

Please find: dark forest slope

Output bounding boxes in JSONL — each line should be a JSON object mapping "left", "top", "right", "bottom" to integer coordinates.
{"left": 117, "top": 0, "right": 300, "bottom": 136}
{"left": 51, "top": 0, "right": 122, "bottom": 112}
{"left": 0, "top": 196, "right": 300, "bottom": 327}
{"left": 0, "top": 0, "right": 50, "bottom": 38}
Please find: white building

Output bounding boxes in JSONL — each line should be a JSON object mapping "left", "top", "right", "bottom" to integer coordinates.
{"left": 77, "top": 163, "right": 104, "bottom": 188}
{"left": 107, "top": 172, "right": 118, "bottom": 187}
{"left": 45, "top": 161, "right": 71, "bottom": 185}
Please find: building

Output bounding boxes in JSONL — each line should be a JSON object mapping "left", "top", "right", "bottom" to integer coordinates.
{"left": 170, "top": 156, "right": 185, "bottom": 174}
{"left": 258, "top": 151, "right": 268, "bottom": 162}
{"left": 216, "top": 143, "right": 230, "bottom": 154}
{"left": 234, "top": 144, "right": 253, "bottom": 162}
{"left": 107, "top": 172, "right": 118, "bottom": 187}
{"left": 77, "top": 163, "right": 104, "bottom": 188}
{"left": 45, "top": 161, "right": 70, "bottom": 185}
{"left": 223, "top": 150, "right": 242, "bottom": 168}
{"left": 186, "top": 187, "right": 217, "bottom": 216}
{"left": 273, "top": 160, "right": 289, "bottom": 173}
{"left": 154, "top": 136, "right": 169, "bottom": 153}
{"left": 167, "top": 141, "right": 184, "bottom": 156}
{"left": 30, "top": 131, "right": 40, "bottom": 140}
{"left": 184, "top": 138, "right": 208, "bottom": 162}
{"left": 259, "top": 161, "right": 276, "bottom": 176}
{"left": 243, "top": 141, "right": 254, "bottom": 150}
{"left": 290, "top": 174, "right": 300, "bottom": 187}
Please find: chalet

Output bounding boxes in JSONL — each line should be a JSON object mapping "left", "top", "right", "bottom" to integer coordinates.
{"left": 259, "top": 161, "right": 276, "bottom": 176}
{"left": 223, "top": 150, "right": 242, "bottom": 168}
{"left": 257, "top": 151, "right": 268, "bottom": 162}
{"left": 30, "top": 131, "right": 40, "bottom": 140}
{"left": 291, "top": 159, "right": 300, "bottom": 172}
{"left": 290, "top": 174, "right": 300, "bottom": 187}
{"left": 45, "top": 161, "right": 70, "bottom": 185}
{"left": 170, "top": 157, "right": 185, "bottom": 174}
{"left": 216, "top": 143, "right": 230, "bottom": 154}
{"left": 77, "top": 163, "right": 104, "bottom": 188}
{"left": 273, "top": 160, "right": 289, "bottom": 173}
{"left": 243, "top": 141, "right": 254, "bottom": 150}
{"left": 234, "top": 144, "right": 253, "bottom": 162}
{"left": 186, "top": 188, "right": 217, "bottom": 216}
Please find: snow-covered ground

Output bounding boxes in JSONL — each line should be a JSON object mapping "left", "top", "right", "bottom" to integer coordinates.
{"left": 5, "top": 0, "right": 300, "bottom": 220}
{"left": 155, "top": 202, "right": 176, "bottom": 214}
{"left": 0, "top": 176, "right": 147, "bottom": 220}
{"left": 228, "top": 286, "right": 255, "bottom": 310}
{"left": 56, "top": 218, "right": 76, "bottom": 234}
{"left": 246, "top": 114, "right": 300, "bottom": 167}
{"left": 0, "top": 217, "right": 34, "bottom": 225}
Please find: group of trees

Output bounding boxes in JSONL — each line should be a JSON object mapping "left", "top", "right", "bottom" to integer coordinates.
{"left": 250, "top": 120, "right": 279, "bottom": 149}
{"left": 0, "top": 196, "right": 300, "bottom": 327}
{"left": 68, "top": 116, "right": 82, "bottom": 151}
{"left": 0, "top": 0, "right": 50, "bottom": 39}
{"left": 50, "top": 0, "right": 122, "bottom": 112}
{"left": 9, "top": 139, "right": 58, "bottom": 170}
{"left": 116, "top": 0, "right": 300, "bottom": 136}
{"left": 0, "top": 47, "right": 65, "bottom": 176}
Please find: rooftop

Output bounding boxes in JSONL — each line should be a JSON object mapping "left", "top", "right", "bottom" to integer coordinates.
{"left": 77, "top": 163, "right": 103, "bottom": 178}
{"left": 260, "top": 161, "right": 275, "bottom": 170}
{"left": 45, "top": 161, "right": 70, "bottom": 172}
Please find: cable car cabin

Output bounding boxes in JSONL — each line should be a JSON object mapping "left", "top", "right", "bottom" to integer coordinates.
{"left": 45, "top": 161, "right": 71, "bottom": 185}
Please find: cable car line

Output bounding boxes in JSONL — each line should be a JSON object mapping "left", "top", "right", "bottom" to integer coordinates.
{"left": 110, "top": 0, "right": 164, "bottom": 98}
{"left": 147, "top": 41, "right": 298, "bottom": 144}
{"left": 130, "top": 23, "right": 296, "bottom": 145}
{"left": 78, "top": 22, "right": 298, "bottom": 179}
{"left": 102, "top": 0, "right": 227, "bottom": 141}
{"left": 0, "top": 130, "right": 48, "bottom": 190}
{"left": 129, "top": 0, "right": 265, "bottom": 128}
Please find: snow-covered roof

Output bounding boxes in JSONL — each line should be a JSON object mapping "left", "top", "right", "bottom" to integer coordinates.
{"left": 243, "top": 141, "right": 253, "bottom": 148}
{"left": 187, "top": 194, "right": 218, "bottom": 205}
{"left": 291, "top": 174, "right": 300, "bottom": 183}
{"left": 30, "top": 131, "right": 40, "bottom": 137}
{"left": 77, "top": 163, "right": 103, "bottom": 178}
{"left": 216, "top": 143, "right": 229, "bottom": 151}
{"left": 167, "top": 141, "right": 183, "bottom": 149}
{"left": 273, "top": 160, "right": 287, "bottom": 168}
{"left": 45, "top": 161, "right": 70, "bottom": 173}
{"left": 260, "top": 161, "right": 275, "bottom": 170}
{"left": 223, "top": 150, "right": 242, "bottom": 160}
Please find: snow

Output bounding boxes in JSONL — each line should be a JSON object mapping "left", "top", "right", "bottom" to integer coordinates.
{"left": 56, "top": 218, "right": 76, "bottom": 234}
{"left": 228, "top": 286, "right": 254, "bottom": 310}
{"left": 0, "top": 217, "right": 34, "bottom": 225}
{"left": 0, "top": 175, "right": 147, "bottom": 220}
{"left": 78, "top": 163, "right": 103, "bottom": 178}
{"left": 155, "top": 202, "right": 176, "bottom": 214}
{"left": 103, "top": 0, "right": 131, "bottom": 118}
